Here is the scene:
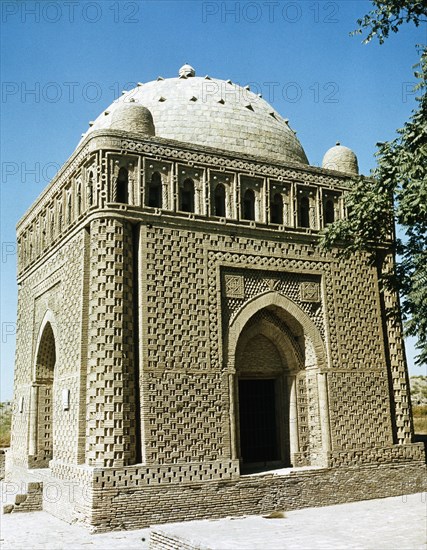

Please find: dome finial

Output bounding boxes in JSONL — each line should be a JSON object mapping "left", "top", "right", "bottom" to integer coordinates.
{"left": 179, "top": 63, "right": 195, "bottom": 77}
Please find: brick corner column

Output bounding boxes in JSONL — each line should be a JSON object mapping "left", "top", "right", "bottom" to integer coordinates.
{"left": 85, "top": 217, "right": 136, "bottom": 467}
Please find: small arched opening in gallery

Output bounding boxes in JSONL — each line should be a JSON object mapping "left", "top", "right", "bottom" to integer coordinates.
{"left": 116, "top": 167, "right": 129, "bottom": 204}
{"left": 147, "top": 171, "right": 162, "bottom": 208}
{"left": 324, "top": 198, "right": 335, "bottom": 225}
{"left": 299, "top": 196, "right": 310, "bottom": 228}
{"left": 214, "top": 183, "right": 226, "bottom": 217}
{"left": 180, "top": 178, "right": 195, "bottom": 213}
{"left": 270, "top": 193, "right": 283, "bottom": 225}
{"left": 242, "top": 189, "right": 255, "bottom": 221}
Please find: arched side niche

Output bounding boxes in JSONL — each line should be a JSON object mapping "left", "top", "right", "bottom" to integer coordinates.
{"left": 32, "top": 310, "right": 58, "bottom": 382}
{"left": 29, "top": 310, "right": 58, "bottom": 468}
{"left": 226, "top": 291, "right": 330, "bottom": 471}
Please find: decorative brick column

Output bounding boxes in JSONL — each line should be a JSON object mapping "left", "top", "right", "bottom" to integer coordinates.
{"left": 317, "top": 372, "right": 331, "bottom": 455}
{"left": 288, "top": 375, "right": 299, "bottom": 460}
{"left": 86, "top": 218, "right": 137, "bottom": 467}
{"left": 381, "top": 254, "right": 413, "bottom": 445}
{"left": 28, "top": 384, "right": 39, "bottom": 457}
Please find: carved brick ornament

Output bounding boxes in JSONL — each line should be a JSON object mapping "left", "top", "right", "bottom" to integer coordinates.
{"left": 224, "top": 274, "right": 245, "bottom": 298}
{"left": 300, "top": 281, "right": 321, "bottom": 303}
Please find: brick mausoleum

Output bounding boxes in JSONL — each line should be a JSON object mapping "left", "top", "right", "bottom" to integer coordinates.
{"left": 6, "top": 64, "right": 426, "bottom": 530}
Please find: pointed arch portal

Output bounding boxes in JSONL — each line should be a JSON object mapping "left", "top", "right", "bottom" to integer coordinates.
{"left": 29, "top": 311, "right": 58, "bottom": 467}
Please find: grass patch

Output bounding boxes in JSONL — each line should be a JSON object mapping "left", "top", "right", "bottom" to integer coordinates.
{"left": 413, "top": 405, "right": 427, "bottom": 435}
{"left": 0, "top": 404, "right": 12, "bottom": 447}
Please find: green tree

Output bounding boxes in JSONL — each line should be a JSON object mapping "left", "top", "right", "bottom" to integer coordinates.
{"left": 320, "top": 1, "right": 427, "bottom": 366}
{"left": 352, "top": 0, "right": 427, "bottom": 44}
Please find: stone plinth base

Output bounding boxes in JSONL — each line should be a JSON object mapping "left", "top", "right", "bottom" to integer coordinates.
{"left": 4, "top": 449, "right": 426, "bottom": 532}
{"left": 88, "top": 461, "right": 426, "bottom": 532}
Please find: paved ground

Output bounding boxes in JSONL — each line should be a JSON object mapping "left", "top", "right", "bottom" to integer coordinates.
{"left": 152, "top": 493, "right": 427, "bottom": 550}
{"left": 0, "top": 493, "right": 426, "bottom": 549}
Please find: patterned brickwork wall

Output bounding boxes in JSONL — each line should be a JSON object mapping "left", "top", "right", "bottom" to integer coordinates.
{"left": 142, "top": 226, "right": 209, "bottom": 371}
{"left": 328, "top": 371, "right": 393, "bottom": 450}
{"left": 214, "top": 239, "right": 399, "bottom": 459}
{"left": 140, "top": 226, "right": 230, "bottom": 466}
{"left": 86, "top": 218, "right": 136, "bottom": 467}
{"left": 296, "top": 374, "right": 310, "bottom": 463}
{"left": 326, "top": 255, "right": 395, "bottom": 450}
{"left": 77, "top": 229, "right": 91, "bottom": 464}
{"left": 11, "top": 279, "right": 33, "bottom": 465}
{"left": 12, "top": 232, "right": 85, "bottom": 467}
{"left": 328, "top": 440, "right": 425, "bottom": 466}
{"left": 42, "top": 233, "right": 84, "bottom": 465}
{"left": 330, "top": 256, "right": 385, "bottom": 370}
{"left": 205, "top": 236, "right": 334, "bottom": 375}
{"left": 144, "top": 372, "right": 228, "bottom": 464}
{"left": 12, "top": 213, "right": 408, "bottom": 474}
{"left": 208, "top": 239, "right": 331, "bottom": 466}
{"left": 236, "top": 332, "right": 283, "bottom": 374}
{"left": 36, "top": 385, "right": 53, "bottom": 464}
{"left": 32, "top": 316, "right": 56, "bottom": 466}
{"left": 92, "top": 459, "right": 239, "bottom": 489}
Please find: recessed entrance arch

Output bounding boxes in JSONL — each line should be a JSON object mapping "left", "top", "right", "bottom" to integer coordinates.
{"left": 227, "top": 291, "right": 331, "bottom": 471}
{"left": 234, "top": 309, "right": 302, "bottom": 471}
{"left": 29, "top": 311, "right": 58, "bottom": 467}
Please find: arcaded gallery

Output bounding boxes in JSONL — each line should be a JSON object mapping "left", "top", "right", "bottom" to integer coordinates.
{"left": 7, "top": 65, "right": 426, "bottom": 530}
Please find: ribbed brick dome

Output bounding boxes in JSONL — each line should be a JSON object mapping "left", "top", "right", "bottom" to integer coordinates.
{"left": 84, "top": 67, "right": 309, "bottom": 165}
{"left": 322, "top": 143, "right": 359, "bottom": 175}
{"left": 109, "top": 102, "right": 155, "bottom": 135}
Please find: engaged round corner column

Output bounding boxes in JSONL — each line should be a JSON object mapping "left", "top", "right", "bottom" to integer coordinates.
{"left": 85, "top": 218, "right": 137, "bottom": 468}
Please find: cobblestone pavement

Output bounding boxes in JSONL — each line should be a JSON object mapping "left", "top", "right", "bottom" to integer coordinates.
{"left": 0, "top": 493, "right": 425, "bottom": 549}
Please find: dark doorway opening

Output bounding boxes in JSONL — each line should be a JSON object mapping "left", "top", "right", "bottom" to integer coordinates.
{"left": 238, "top": 379, "right": 279, "bottom": 469}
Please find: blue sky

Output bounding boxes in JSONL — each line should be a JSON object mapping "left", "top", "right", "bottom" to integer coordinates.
{"left": 1, "top": 1, "right": 426, "bottom": 400}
